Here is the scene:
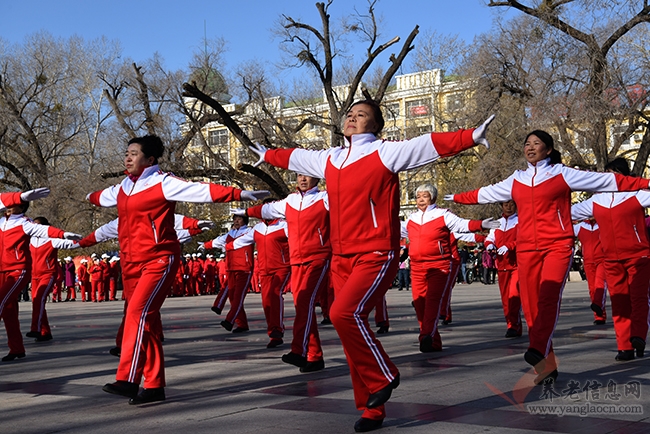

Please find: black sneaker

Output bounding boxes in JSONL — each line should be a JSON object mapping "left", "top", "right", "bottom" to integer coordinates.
{"left": 615, "top": 350, "right": 635, "bottom": 361}
{"left": 300, "top": 359, "right": 325, "bottom": 373}
{"left": 631, "top": 337, "right": 645, "bottom": 358}
{"left": 129, "top": 387, "right": 165, "bottom": 405}
{"left": 590, "top": 303, "right": 604, "bottom": 318}
{"left": 281, "top": 352, "right": 307, "bottom": 368}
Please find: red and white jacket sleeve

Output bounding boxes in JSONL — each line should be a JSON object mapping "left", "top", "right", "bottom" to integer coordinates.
{"left": 265, "top": 148, "right": 330, "bottom": 179}
{"left": 485, "top": 228, "right": 496, "bottom": 249}
{"left": 562, "top": 167, "right": 650, "bottom": 193}
{"left": 636, "top": 190, "right": 650, "bottom": 207}
{"left": 176, "top": 228, "right": 202, "bottom": 244}
{"left": 400, "top": 221, "right": 409, "bottom": 239}
{"left": 227, "top": 227, "right": 255, "bottom": 250}
{"left": 247, "top": 198, "right": 289, "bottom": 220}
{"left": 452, "top": 174, "right": 516, "bottom": 204}
{"left": 443, "top": 210, "right": 483, "bottom": 233}
{"left": 571, "top": 198, "right": 595, "bottom": 222}
{"left": 204, "top": 233, "right": 228, "bottom": 251}
{"left": 24, "top": 221, "right": 66, "bottom": 239}
{"left": 174, "top": 214, "right": 200, "bottom": 230}
{"left": 161, "top": 175, "right": 242, "bottom": 203}
{"left": 0, "top": 192, "right": 24, "bottom": 210}
{"left": 79, "top": 218, "right": 119, "bottom": 247}
{"left": 379, "top": 129, "right": 478, "bottom": 172}
{"left": 87, "top": 184, "right": 121, "bottom": 207}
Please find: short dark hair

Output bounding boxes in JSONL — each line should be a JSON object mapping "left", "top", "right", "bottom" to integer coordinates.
{"left": 234, "top": 213, "right": 249, "bottom": 225}
{"left": 128, "top": 135, "right": 164, "bottom": 164}
{"left": 525, "top": 130, "right": 562, "bottom": 164}
{"left": 605, "top": 157, "right": 631, "bottom": 176}
{"left": 349, "top": 99, "right": 385, "bottom": 135}
{"left": 33, "top": 216, "right": 49, "bottom": 225}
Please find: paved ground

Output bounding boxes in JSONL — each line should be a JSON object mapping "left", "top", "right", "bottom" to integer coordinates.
{"left": 1, "top": 280, "right": 649, "bottom": 434}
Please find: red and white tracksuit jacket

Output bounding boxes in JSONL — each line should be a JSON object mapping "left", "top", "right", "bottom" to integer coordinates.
{"left": 451, "top": 158, "right": 650, "bottom": 359}
{"left": 485, "top": 214, "right": 522, "bottom": 333}
{"left": 572, "top": 191, "right": 650, "bottom": 350}
{"left": 89, "top": 263, "right": 105, "bottom": 302}
{"left": 206, "top": 226, "right": 255, "bottom": 330}
{"left": 227, "top": 219, "right": 291, "bottom": 338}
{"left": 203, "top": 258, "right": 217, "bottom": 294}
{"left": 573, "top": 221, "right": 607, "bottom": 321}
{"left": 87, "top": 164, "right": 242, "bottom": 388}
{"left": 0, "top": 213, "right": 67, "bottom": 354}
{"left": 403, "top": 205, "right": 483, "bottom": 348}
{"left": 29, "top": 237, "right": 76, "bottom": 335}
{"left": 264, "top": 129, "right": 479, "bottom": 419}
{"left": 248, "top": 187, "right": 331, "bottom": 361}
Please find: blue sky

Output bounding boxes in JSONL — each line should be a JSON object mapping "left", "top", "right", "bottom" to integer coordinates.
{"left": 2, "top": 1, "right": 516, "bottom": 78}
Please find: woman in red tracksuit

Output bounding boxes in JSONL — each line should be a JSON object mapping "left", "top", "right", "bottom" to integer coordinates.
{"left": 89, "top": 258, "right": 104, "bottom": 302}
{"left": 447, "top": 130, "right": 650, "bottom": 384}
{"left": 573, "top": 220, "right": 607, "bottom": 325}
{"left": 248, "top": 100, "right": 492, "bottom": 431}
{"left": 28, "top": 216, "right": 78, "bottom": 342}
{"left": 212, "top": 208, "right": 291, "bottom": 349}
{"left": 77, "top": 259, "right": 90, "bottom": 301}
{"left": 402, "top": 183, "right": 496, "bottom": 353}
{"left": 242, "top": 175, "right": 330, "bottom": 371}
{"left": 571, "top": 158, "right": 650, "bottom": 361}
{"left": 205, "top": 215, "right": 255, "bottom": 332}
{"left": 484, "top": 200, "right": 522, "bottom": 338}
{"left": 0, "top": 199, "right": 79, "bottom": 362}
{"left": 86, "top": 134, "right": 266, "bottom": 405}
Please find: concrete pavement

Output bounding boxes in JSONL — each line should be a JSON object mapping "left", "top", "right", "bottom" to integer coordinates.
{"left": 1, "top": 281, "right": 649, "bottom": 433}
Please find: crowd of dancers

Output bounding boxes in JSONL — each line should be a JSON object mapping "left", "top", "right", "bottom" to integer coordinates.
{"left": 1, "top": 102, "right": 649, "bottom": 433}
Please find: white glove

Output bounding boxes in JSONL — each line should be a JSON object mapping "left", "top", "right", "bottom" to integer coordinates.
{"left": 197, "top": 220, "right": 214, "bottom": 231}
{"left": 63, "top": 232, "right": 82, "bottom": 241}
{"left": 497, "top": 245, "right": 509, "bottom": 255}
{"left": 230, "top": 208, "right": 247, "bottom": 217}
{"left": 443, "top": 194, "right": 455, "bottom": 201}
{"left": 197, "top": 241, "right": 206, "bottom": 251}
{"left": 241, "top": 190, "right": 270, "bottom": 201}
{"left": 472, "top": 114, "right": 495, "bottom": 149}
{"left": 486, "top": 244, "right": 496, "bottom": 251}
{"left": 20, "top": 188, "right": 50, "bottom": 202}
{"left": 481, "top": 218, "right": 500, "bottom": 229}
{"left": 249, "top": 142, "right": 268, "bottom": 167}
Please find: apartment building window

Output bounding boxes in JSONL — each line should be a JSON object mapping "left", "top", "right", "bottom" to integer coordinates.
{"left": 446, "top": 93, "right": 464, "bottom": 111}
{"left": 383, "top": 128, "right": 401, "bottom": 141}
{"left": 384, "top": 102, "right": 400, "bottom": 120}
{"left": 406, "top": 99, "right": 429, "bottom": 118}
{"left": 209, "top": 129, "right": 229, "bottom": 147}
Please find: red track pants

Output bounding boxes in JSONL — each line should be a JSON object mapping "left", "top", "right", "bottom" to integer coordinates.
{"left": 330, "top": 250, "right": 399, "bottom": 421}
{"left": 410, "top": 259, "right": 454, "bottom": 349}
{"left": 218, "top": 270, "right": 252, "bottom": 329}
{"left": 260, "top": 268, "right": 290, "bottom": 338}
{"left": 602, "top": 257, "right": 650, "bottom": 350}
{"left": 496, "top": 268, "right": 522, "bottom": 333}
{"left": 30, "top": 273, "right": 56, "bottom": 335}
{"left": 290, "top": 259, "right": 329, "bottom": 361}
{"left": 440, "top": 260, "right": 460, "bottom": 322}
{"left": 583, "top": 261, "right": 607, "bottom": 321}
{"left": 518, "top": 246, "right": 573, "bottom": 357}
{"left": 116, "top": 253, "right": 178, "bottom": 388}
{"left": 0, "top": 270, "right": 29, "bottom": 354}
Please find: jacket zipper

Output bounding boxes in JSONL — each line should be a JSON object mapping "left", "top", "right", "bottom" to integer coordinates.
{"left": 556, "top": 209, "right": 565, "bottom": 231}
{"left": 438, "top": 241, "right": 443, "bottom": 256}
{"left": 633, "top": 225, "right": 642, "bottom": 243}
{"left": 151, "top": 221, "right": 158, "bottom": 244}
{"left": 531, "top": 166, "right": 538, "bottom": 249}
{"left": 317, "top": 227, "right": 324, "bottom": 246}
{"left": 369, "top": 198, "right": 378, "bottom": 228}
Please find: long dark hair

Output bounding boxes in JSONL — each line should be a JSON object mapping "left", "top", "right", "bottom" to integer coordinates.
{"left": 525, "top": 130, "right": 562, "bottom": 164}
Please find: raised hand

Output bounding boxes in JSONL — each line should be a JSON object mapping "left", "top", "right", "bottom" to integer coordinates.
{"left": 472, "top": 114, "right": 495, "bottom": 149}
{"left": 20, "top": 188, "right": 50, "bottom": 202}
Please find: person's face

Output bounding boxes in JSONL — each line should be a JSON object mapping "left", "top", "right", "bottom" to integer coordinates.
{"left": 296, "top": 174, "right": 319, "bottom": 192}
{"left": 124, "top": 142, "right": 155, "bottom": 176}
{"left": 501, "top": 200, "right": 516, "bottom": 217}
{"left": 343, "top": 103, "right": 379, "bottom": 137}
{"left": 6, "top": 205, "right": 25, "bottom": 216}
{"left": 416, "top": 190, "right": 433, "bottom": 211}
{"left": 232, "top": 215, "right": 245, "bottom": 229}
{"left": 523, "top": 134, "right": 552, "bottom": 164}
